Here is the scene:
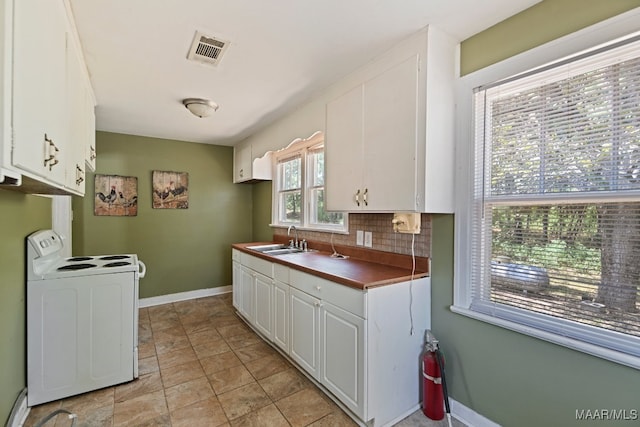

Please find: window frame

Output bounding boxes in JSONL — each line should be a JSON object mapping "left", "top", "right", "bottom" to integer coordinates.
{"left": 271, "top": 133, "right": 348, "bottom": 233}
{"left": 453, "top": 9, "right": 640, "bottom": 370}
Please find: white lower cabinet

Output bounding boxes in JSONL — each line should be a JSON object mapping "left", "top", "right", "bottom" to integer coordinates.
{"left": 273, "top": 278, "right": 290, "bottom": 353}
{"left": 239, "top": 266, "right": 255, "bottom": 323}
{"left": 289, "top": 287, "right": 321, "bottom": 379}
{"left": 232, "top": 249, "right": 430, "bottom": 427}
{"left": 320, "top": 301, "right": 365, "bottom": 418}
{"left": 253, "top": 272, "right": 274, "bottom": 340}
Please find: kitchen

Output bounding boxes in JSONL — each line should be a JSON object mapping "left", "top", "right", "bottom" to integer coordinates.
{"left": 2, "top": 1, "right": 640, "bottom": 426}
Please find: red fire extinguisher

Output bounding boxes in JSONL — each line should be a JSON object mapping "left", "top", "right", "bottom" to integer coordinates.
{"left": 422, "top": 331, "right": 445, "bottom": 421}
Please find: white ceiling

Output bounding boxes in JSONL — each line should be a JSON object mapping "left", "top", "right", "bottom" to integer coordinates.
{"left": 69, "top": 0, "right": 540, "bottom": 146}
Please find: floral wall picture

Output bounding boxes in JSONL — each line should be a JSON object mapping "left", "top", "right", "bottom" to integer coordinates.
{"left": 152, "top": 170, "right": 189, "bottom": 209}
{"left": 94, "top": 174, "right": 138, "bottom": 216}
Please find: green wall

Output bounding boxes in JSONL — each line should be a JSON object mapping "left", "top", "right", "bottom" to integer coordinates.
{"left": 72, "top": 132, "right": 253, "bottom": 298}
{"left": 460, "top": 0, "right": 640, "bottom": 75}
{"left": 0, "top": 190, "right": 51, "bottom": 425}
{"left": 252, "top": 181, "right": 273, "bottom": 242}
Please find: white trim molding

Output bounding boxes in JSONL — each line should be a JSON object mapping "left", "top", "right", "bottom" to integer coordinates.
{"left": 139, "top": 285, "right": 231, "bottom": 308}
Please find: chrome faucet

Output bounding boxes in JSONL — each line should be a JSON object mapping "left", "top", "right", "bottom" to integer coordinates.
{"left": 287, "top": 225, "right": 299, "bottom": 248}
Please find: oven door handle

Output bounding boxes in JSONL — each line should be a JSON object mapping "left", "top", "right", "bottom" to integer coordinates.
{"left": 138, "top": 260, "right": 147, "bottom": 279}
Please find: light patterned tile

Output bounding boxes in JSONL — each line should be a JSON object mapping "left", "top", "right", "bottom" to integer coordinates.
{"left": 233, "top": 341, "right": 277, "bottom": 364}
{"left": 138, "top": 355, "right": 160, "bottom": 376}
{"left": 169, "top": 397, "right": 228, "bottom": 427}
{"left": 224, "top": 332, "right": 263, "bottom": 350}
{"left": 193, "top": 337, "right": 232, "bottom": 359}
{"left": 138, "top": 341, "right": 157, "bottom": 359}
{"left": 200, "top": 351, "right": 243, "bottom": 375}
{"left": 160, "top": 360, "right": 206, "bottom": 388}
{"left": 157, "top": 346, "right": 198, "bottom": 370}
{"left": 275, "top": 388, "right": 333, "bottom": 427}
{"left": 164, "top": 377, "right": 215, "bottom": 412}
{"left": 150, "top": 316, "right": 182, "bottom": 333}
{"left": 208, "top": 365, "right": 256, "bottom": 395}
{"left": 243, "top": 353, "right": 290, "bottom": 380}
{"left": 308, "top": 411, "right": 359, "bottom": 426}
{"left": 153, "top": 326, "right": 187, "bottom": 344}
{"left": 114, "top": 371, "right": 163, "bottom": 403}
{"left": 216, "top": 323, "right": 251, "bottom": 339}
{"left": 258, "top": 368, "right": 311, "bottom": 401}
{"left": 229, "top": 403, "right": 289, "bottom": 427}
{"left": 188, "top": 328, "right": 223, "bottom": 347}
{"left": 217, "top": 383, "right": 271, "bottom": 420}
{"left": 154, "top": 334, "right": 191, "bottom": 355}
{"left": 113, "top": 389, "right": 168, "bottom": 427}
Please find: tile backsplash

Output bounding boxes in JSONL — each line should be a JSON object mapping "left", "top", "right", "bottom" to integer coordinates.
{"left": 274, "top": 213, "right": 431, "bottom": 258}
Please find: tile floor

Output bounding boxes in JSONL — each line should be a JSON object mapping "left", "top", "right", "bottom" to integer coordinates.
{"left": 23, "top": 293, "right": 462, "bottom": 427}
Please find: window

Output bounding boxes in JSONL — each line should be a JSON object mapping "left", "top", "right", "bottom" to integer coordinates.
{"left": 456, "top": 31, "right": 640, "bottom": 366}
{"left": 273, "top": 133, "right": 346, "bottom": 232}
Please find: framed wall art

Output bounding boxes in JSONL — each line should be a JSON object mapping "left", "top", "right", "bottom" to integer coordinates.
{"left": 152, "top": 170, "right": 189, "bottom": 209}
{"left": 94, "top": 174, "right": 138, "bottom": 216}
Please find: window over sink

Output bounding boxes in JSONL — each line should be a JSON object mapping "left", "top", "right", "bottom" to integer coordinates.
{"left": 272, "top": 132, "right": 347, "bottom": 232}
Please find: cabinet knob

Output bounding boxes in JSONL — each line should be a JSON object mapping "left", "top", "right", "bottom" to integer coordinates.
{"left": 314, "top": 301, "right": 323, "bottom": 308}
{"left": 315, "top": 286, "right": 321, "bottom": 291}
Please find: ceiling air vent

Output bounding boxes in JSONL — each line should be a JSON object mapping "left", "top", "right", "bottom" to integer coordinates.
{"left": 187, "top": 31, "right": 230, "bottom": 66}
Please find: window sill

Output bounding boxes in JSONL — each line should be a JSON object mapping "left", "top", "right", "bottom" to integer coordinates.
{"left": 269, "top": 224, "right": 350, "bottom": 235}
{"left": 450, "top": 305, "right": 640, "bottom": 370}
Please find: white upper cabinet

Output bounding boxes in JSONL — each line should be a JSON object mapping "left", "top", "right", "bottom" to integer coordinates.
{"left": 0, "top": 0, "right": 95, "bottom": 195}
{"left": 12, "top": 0, "right": 69, "bottom": 186}
{"left": 325, "top": 26, "right": 455, "bottom": 213}
{"left": 233, "top": 143, "right": 272, "bottom": 183}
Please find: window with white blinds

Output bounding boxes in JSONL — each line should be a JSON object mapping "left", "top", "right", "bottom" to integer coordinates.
{"left": 471, "top": 36, "right": 640, "bottom": 358}
{"left": 272, "top": 134, "right": 346, "bottom": 231}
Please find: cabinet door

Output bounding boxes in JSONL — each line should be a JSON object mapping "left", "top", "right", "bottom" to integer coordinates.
{"left": 64, "top": 35, "right": 87, "bottom": 195}
{"left": 320, "top": 302, "right": 366, "bottom": 418}
{"left": 233, "top": 144, "right": 251, "bottom": 183}
{"left": 12, "top": 0, "right": 68, "bottom": 185}
{"left": 232, "top": 260, "right": 241, "bottom": 310}
{"left": 362, "top": 55, "right": 420, "bottom": 211}
{"left": 253, "top": 272, "right": 273, "bottom": 340}
{"left": 273, "top": 280, "right": 290, "bottom": 354}
{"left": 239, "top": 266, "right": 255, "bottom": 323}
{"left": 289, "top": 287, "right": 320, "bottom": 379}
{"left": 325, "top": 85, "right": 364, "bottom": 211}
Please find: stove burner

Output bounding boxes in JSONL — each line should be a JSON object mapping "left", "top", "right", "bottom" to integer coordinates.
{"left": 58, "top": 263, "right": 97, "bottom": 271}
{"left": 104, "top": 261, "right": 132, "bottom": 267}
{"left": 67, "top": 257, "right": 94, "bottom": 262}
{"left": 99, "top": 255, "right": 131, "bottom": 261}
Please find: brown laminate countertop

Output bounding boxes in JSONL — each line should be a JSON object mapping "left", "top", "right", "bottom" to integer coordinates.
{"left": 232, "top": 242, "right": 429, "bottom": 290}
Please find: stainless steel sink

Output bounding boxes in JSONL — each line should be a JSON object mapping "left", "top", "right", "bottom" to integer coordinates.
{"left": 262, "top": 247, "right": 304, "bottom": 255}
{"left": 246, "top": 244, "right": 290, "bottom": 252}
{"left": 246, "top": 244, "right": 311, "bottom": 256}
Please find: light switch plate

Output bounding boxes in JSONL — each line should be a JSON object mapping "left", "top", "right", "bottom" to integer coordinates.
{"left": 364, "top": 231, "right": 372, "bottom": 248}
{"left": 356, "top": 230, "right": 364, "bottom": 246}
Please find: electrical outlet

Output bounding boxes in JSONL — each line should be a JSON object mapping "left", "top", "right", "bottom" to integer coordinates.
{"left": 356, "top": 230, "right": 364, "bottom": 246}
{"left": 364, "top": 231, "right": 372, "bottom": 248}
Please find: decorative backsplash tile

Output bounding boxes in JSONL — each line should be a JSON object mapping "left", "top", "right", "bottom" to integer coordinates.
{"left": 274, "top": 213, "right": 431, "bottom": 258}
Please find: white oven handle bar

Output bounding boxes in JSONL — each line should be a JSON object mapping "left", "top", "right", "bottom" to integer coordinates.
{"left": 138, "top": 260, "right": 147, "bottom": 279}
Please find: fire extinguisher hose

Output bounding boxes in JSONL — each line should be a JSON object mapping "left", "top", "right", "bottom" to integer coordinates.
{"left": 435, "top": 349, "right": 452, "bottom": 427}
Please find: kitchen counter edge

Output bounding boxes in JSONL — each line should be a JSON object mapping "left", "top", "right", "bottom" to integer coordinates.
{"left": 232, "top": 242, "right": 429, "bottom": 290}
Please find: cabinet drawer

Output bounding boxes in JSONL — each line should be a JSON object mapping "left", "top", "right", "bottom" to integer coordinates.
{"left": 241, "top": 253, "right": 273, "bottom": 278}
{"left": 290, "top": 270, "right": 366, "bottom": 318}
{"left": 232, "top": 249, "right": 241, "bottom": 262}
{"left": 274, "top": 264, "right": 289, "bottom": 284}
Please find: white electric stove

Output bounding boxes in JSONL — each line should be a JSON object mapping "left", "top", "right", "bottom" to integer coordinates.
{"left": 26, "top": 229, "right": 146, "bottom": 406}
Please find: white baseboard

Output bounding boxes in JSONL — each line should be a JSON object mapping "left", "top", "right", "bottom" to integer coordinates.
{"left": 450, "top": 397, "right": 501, "bottom": 427}
{"left": 7, "top": 388, "right": 29, "bottom": 427}
{"left": 139, "top": 285, "right": 231, "bottom": 308}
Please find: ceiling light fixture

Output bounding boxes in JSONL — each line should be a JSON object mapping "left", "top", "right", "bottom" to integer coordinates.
{"left": 182, "top": 98, "right": 219, "bottom": 118}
